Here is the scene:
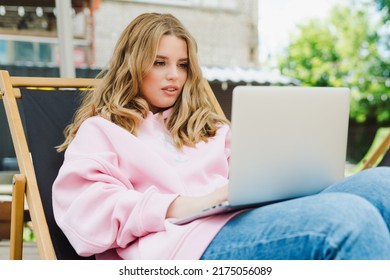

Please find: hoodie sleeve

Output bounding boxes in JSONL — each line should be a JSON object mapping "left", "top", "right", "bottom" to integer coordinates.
{"left": 52, "top": 118, "right": 178, "bottom": 257}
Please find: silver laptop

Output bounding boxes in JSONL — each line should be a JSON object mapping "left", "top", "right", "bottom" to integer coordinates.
{"left": 171, "top": 86, "right": 350, "bottom": 225}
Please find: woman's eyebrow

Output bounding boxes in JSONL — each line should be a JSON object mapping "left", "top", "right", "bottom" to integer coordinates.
{"left": 156, "top": 55, "right": 188, "bottom": 61}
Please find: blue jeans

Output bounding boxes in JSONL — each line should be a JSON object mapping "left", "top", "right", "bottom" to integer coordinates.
{"left": 200, "top": 167, "right": 390, "bottom": 260}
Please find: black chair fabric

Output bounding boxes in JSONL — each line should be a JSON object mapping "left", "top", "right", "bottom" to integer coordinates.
{"left": 21, "top": 88, "right": 94, "bottom": 260}
{"left": 0, "top": 99, "right": 26, "bottom": 171}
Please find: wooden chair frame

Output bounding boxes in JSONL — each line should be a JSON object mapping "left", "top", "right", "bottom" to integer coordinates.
{"left": 0, "top": 70, "right": 99, "bottom": 259}
{"left": 0, "top": 70, "right": 223, "bottom": 259}
{"left": 360, "top": 128, "right": 390, "bottom": 170}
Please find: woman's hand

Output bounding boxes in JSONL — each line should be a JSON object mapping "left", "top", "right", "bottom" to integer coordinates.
{"left": 166, "top": 185, "right": 228, "bottom": 219}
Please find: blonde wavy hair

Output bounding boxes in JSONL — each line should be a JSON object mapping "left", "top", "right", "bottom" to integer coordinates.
{"left": 57, "top": 13, "right": 228, "bottom": 151}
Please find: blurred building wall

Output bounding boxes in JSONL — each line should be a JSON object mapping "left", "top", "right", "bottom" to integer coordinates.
{"left": 93, "top": 0, "right": 259, "bottom": 68}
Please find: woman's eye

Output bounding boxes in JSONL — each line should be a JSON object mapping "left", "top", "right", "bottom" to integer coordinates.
{"left": 154, "top": 61, "right": 165, "bottom": 66}
{"left": 179, "top": 63, "right": 188, "bottom": 69}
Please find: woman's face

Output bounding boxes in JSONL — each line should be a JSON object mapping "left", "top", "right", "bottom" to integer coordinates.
{"left": 140, "top": 35, "right": 188, "bottom": 114}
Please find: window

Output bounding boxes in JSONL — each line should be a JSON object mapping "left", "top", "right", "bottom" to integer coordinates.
{"left": 14, "top": 41, "right": 34, "bottom": 63}
{"left": 0, "top": 40, "right": 7, "bottom": 64}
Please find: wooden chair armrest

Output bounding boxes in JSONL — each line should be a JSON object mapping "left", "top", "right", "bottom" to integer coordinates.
{"left": 9, "top": 174, "right": 26, "bottom": 260}
{"left": 361, "top": 130, "right": 390, "bottom": 170}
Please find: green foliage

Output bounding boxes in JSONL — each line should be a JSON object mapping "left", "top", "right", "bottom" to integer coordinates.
{"left": 23, "top": 222, "right": 36, "bottom": 242}
{"left": 279, "top": 1, "right": 390, "bottom": 124}
{"left": 375, "top": 0, "right": 390, "bottom": 20}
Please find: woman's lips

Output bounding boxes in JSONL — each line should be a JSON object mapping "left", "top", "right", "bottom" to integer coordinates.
{"left": 162, "top": 86, "right": 179, "bottom": 96}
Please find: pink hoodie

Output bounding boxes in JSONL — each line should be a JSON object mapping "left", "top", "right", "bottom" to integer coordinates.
{"left": 52, "top": 110, "right": 238, "bottom": 259}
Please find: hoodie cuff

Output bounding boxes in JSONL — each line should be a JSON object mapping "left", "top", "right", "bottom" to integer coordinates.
{"left": 140, "top": 186, "right": 179, "bottom": 232}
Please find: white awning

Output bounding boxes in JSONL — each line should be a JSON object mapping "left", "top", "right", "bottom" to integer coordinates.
{"left": 201, "top": 66, "right": 299, "bottom": 85}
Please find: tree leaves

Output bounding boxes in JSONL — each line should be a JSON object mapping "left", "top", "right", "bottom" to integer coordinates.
{"left": 279, "top": 1, "right": 389, "bottom": 124}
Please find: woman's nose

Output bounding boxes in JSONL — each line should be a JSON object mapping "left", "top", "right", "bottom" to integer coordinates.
{"left": 166, "top": 65, "right": 179, "bottom": 80}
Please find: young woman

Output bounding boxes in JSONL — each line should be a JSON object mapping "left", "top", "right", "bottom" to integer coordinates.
{"left": 52, "top": 13, "right": 390, "bottom": 260}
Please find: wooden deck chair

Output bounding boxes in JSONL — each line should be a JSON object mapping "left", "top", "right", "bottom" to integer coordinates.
{"left": 0, "top": 70, "right": 99, "bottom": 260}
{"left": 378, "top": 147, "right": 390, "bottom": 167}
{"left": 351, "top": 127, "right": 390, "bottom": 173}
{"left": 0, "top": 70, "right": 224, "bottom": 260}
{"left": 361, "top": 127, "right": 390, "bottom": 169}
